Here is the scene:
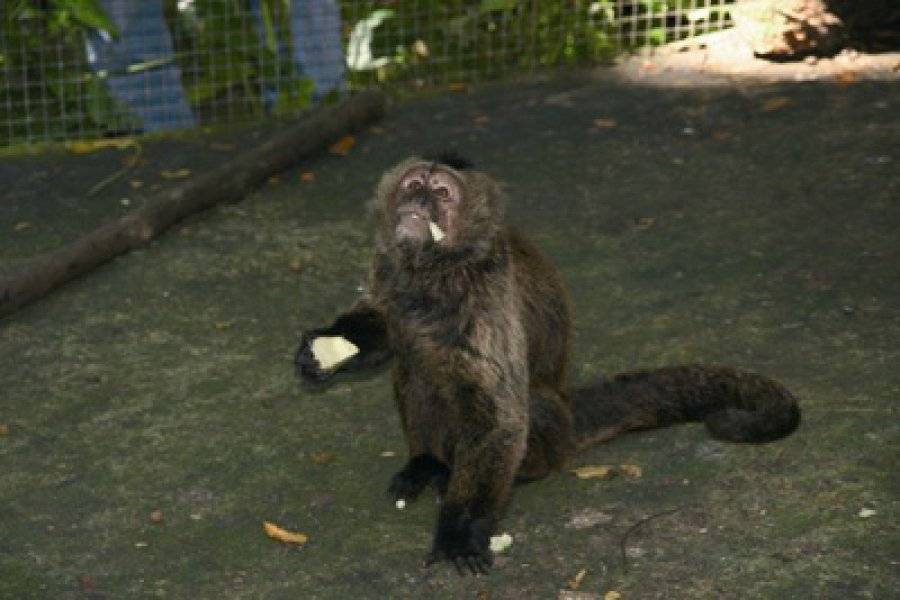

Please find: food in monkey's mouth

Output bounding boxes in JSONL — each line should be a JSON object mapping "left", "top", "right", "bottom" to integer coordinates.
{"left": 428, "top": 221, "right": 445, "bottom": 242}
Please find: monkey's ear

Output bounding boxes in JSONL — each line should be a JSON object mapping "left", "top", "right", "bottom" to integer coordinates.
{"left": 425, "top": 151, "right": 473, "bottom": 171}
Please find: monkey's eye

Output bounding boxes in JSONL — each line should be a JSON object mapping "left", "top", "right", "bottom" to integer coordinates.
{"left": 404, "top": 179, "right": 424, "bottom": 191}
{"left": 433, "top": 186, "right": 450, "bottom": 200}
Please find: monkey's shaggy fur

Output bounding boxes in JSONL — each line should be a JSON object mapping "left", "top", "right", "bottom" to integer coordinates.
{"left": 295, "top": 156, "right": 800, "bottom": 573}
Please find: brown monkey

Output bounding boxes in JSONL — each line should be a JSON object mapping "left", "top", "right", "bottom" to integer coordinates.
{"left": 294, "top": 154, "right": 800, "bottom": 573}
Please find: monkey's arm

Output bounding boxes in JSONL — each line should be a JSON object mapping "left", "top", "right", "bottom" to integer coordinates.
{"left": 429, "top": 425, "right": 523, "bottom": 574}
{"left": 294, "top": 298, "right": 392, "bottom": 383}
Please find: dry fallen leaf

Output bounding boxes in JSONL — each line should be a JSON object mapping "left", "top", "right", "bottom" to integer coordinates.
{"left": 78, "top": 575, "right": 97, "bottom": 592}
{"left": 634, "top": 216, "right": 656, "bottom": 230}
{"left": 13, "top": 221, "right": 31, "bottom": 232}
{"left": 572, "top": 465, "right": 615, "bottom": 480}
{"left": 0, "top": 423, "right": 9, "bottom": 435}
{"left": 473, "top": 114, "right": 490, "bottom": 125}
{"left": 448, "top": 82, "right": 469, "bottom": 92}
{"left": 300, "top": 171, "right": 315, "bottom": 183}
{"left": 592, "top": 118, "right": 617, "bottom": 129}
{"left": 311, "top": 451, "right": 335, "bottom": 465}
{"left": 620, "top": 464, "right": 643, "bottom": 478}
{"left": 288, "top": 257, "right": 304, "bottom": 273}
{"left": 329, "top": 135, "right": 356, "bottom": 156}
{"left": 149, "top": 509, "right": 164, "bottom": 524}
{"left": 568, "top": 568, "right": 587, "bottom": 590}
{"left": 604, "top": 591, "right": 622, "bottom": 600}
{"left": 66, "top": 138, "right": 136, "bottom": 154}
{"left": 263, "top": 521, "right": 309, "bottom": 545}
{"left": 160, "top": 168, "right": 192, "bottom": 179}
{"left": 762, "top": 97, "right": 791, "bottom": 111}
{"left": 834, "top": 70, "right": 858, "bottom": 85}
{"left": 129, "top": 180, "right": 144, "bottom": 189}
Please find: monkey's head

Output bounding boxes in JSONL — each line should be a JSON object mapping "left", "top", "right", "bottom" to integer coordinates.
{"left": 373, "top": 156, "right": 504, "bottom": 260}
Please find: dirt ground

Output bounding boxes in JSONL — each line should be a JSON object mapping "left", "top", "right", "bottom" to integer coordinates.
{"left": 1, "top": 55, "right": 898, "bottom": 598}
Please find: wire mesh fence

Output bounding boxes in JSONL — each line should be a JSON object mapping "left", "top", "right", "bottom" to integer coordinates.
{"left": 1, "top": 1, "right": 737, "bottom": 147}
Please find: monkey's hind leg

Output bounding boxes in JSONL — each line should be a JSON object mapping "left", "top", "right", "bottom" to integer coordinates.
{"left": 516, "top": 385, "right": 576, "bottom": 482}
{"left": 388, "top": 454, "right": 450, "bottom": 504}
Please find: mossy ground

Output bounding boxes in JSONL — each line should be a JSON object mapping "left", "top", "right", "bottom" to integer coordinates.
{"left": 1, "top": 73, "right": 897, "bottom": 599}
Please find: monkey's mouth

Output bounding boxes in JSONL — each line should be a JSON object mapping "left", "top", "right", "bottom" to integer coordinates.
{"left": 395, "top": 207, "right": 437, "bottom": 243}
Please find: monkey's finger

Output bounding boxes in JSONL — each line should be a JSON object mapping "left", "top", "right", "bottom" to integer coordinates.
{"left": 452, "top": 557, "right": 467, "bottom": 576}
{"left": 424, "top": 551, "right": 440, "bottom": 567}
{"left": 477, "top": 552, "right": 494, "bottom": 574}
{"left": 294, "top": 346, "right": 334, "bottom": 383}
{"left": 466, "top": 555, "right": 486, "bottom": 575}
{"left": 476, "top": 560, "right": 490, "bottom": 575}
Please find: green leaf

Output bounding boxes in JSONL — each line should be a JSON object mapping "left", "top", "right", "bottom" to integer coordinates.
{"left": 50, "top": 0, "right": 118, "bottom": 36}
{"left": 259, "top": 0, "right": 278, "bottom": 54}
{"left": 479, "top": 0, "right": 517, "bottom": 13}
{"left": 272, "top": 78, "right": 314, "bottom": 115}
{"left": 648, "top": 27, "right": 666, "bottom": 44}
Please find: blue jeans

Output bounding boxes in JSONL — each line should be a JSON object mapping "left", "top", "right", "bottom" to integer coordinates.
{"left": 86, "top": 1, "right": 345, "bottom": 132}
{"left": 85, "top": 1, "right": 195, "bottom": 132}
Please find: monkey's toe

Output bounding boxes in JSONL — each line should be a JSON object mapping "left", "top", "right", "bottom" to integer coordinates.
{"left": 429, "top": 511, "right": 494, "bottom": 574}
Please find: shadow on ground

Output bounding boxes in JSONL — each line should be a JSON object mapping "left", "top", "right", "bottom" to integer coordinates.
{"left": 1, "top": 70, "right": 898, "bottom": 599}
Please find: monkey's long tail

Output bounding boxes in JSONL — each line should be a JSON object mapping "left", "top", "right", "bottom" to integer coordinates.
{"left": 571, "top": 365, "right": 800, "bottom": 450}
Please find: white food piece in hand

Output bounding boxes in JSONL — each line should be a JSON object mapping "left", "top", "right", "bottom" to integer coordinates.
{"left": 310, "top": 336, "right": 359, "bottom": 371}
{"left": 395, "top": 499, "right": 406, "bottom": 510}
{"left": 489, "top": 532, "right": 513, "bottom": 553}
{"left": 429, "top": 221, "right": 445, "bottom": 242}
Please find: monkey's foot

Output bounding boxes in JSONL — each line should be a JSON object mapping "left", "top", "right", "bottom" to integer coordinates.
{"left": 387, "top": 455, "right": 450, "bottom": 504}
{"left": 427, "top": 508, "right": 494, "bottom": 575}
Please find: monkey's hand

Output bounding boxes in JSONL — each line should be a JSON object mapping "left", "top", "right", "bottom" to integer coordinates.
{"left": 294, "top": 329, "right": 341, "bottom": 383}
{"left": 294, "top": 304, "right": 393, "bottom": 384}
{"left": 388, "top": 455, "right": 450, "bottom": 505}
{"left": 427, "top": 507, "right": 494, "bottom": 575}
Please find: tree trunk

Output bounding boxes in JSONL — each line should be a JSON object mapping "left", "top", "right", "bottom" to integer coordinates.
{"left": 0, "top": 90, "right": 387, "bottom": 319}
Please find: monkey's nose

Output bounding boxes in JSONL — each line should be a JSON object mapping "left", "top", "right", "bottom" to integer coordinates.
{"left": 412, "top": 193, "right": 431, "bottom": 208}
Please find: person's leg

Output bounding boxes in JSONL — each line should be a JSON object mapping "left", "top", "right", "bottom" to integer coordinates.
{"left": 85, "top": 1, "right": 195, "bottom": 132}
{"left": 288, "top": 0, "right": 344, "bottom": 100}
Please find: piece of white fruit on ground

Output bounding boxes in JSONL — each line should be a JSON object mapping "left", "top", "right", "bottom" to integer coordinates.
{"left": 395, "top": 499, "right": 406, "bottom": 510}
{"left": 489, "top": 532, "right": 513, "bottom": 554}
{"left": 310, "top": 336, "right": 359, "bottom": 371}
{"left": 429, "top": 221, "right": 445, "bottom": 242}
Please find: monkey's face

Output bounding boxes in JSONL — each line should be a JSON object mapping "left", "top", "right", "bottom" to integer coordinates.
{"left": 373, "top": 157, "right": 503, "bottom": 261}
{"left": 392, "top": 165, "right": 461, "bottom": 246}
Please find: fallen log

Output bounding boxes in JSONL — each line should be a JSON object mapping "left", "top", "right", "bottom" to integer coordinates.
{"left": 0, "top": 89, "right": 387, "bottom": 319}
